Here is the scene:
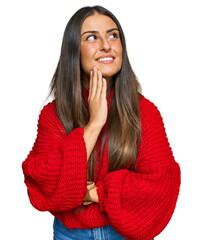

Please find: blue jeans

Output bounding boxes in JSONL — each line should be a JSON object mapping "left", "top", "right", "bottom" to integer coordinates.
{"left": 53, "top": 218, "right": 154, "bottom": 240}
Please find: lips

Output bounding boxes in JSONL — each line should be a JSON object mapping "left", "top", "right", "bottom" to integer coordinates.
{"left": 96, "top": 55, "right": 115, "bottom": 63}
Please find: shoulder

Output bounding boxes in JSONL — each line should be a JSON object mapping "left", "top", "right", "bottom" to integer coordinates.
{"left": 40, "top": 100, "right": 56, "bottom": 114}
{"left": 139, "top": 94, "right": 164, "bottom": 129}
{"left": 39, "top": 101, "right": 57, "bottom": 123}
{"left": 38, "top": 101, "right": 65, "bottom": 135}
{"left": 137, "top": 95, "right": 176, "bottom": 168}
{"left": 139, "top": 95, "right": 161, "bottom": 116}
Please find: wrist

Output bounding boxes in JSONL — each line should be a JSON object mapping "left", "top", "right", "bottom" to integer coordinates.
{"left": 85, "top": 121, "right": 103, "bottom": 133}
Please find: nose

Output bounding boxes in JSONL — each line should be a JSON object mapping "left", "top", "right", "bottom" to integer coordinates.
{"left": 99, "top": 37, "right": 111, "bottom": 51}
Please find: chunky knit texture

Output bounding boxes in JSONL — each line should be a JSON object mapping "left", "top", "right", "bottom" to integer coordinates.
{"left": 22, "top": 90, "right": 180, "bottom": 240}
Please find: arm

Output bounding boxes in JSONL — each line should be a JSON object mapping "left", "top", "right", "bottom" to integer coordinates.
{"left": 95, "top": 98, "right": 181, "bottom": 240}
{"left": 22, "top": 68, "right": 107, "bottom": 212}
{"left": 83, "top": 68, "right": 107, "bottom": 161}
{"left": 82, "top": 68, "right": 107, "bottom": 204}
{"left": 22, "top": 103, "right": 88, "bottom": 212}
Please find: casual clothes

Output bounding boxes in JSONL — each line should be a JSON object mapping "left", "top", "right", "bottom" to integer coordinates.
{"left": 53, "top": 217, "right": 127, "bottom": 240}
{"left": 22, "top": 88, "right": 180, "bottom": 240}
{"left": 53, "top": 218, "right": 155, "bottom": 240}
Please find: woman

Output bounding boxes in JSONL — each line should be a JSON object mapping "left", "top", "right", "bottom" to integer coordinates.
{"left": 22, "top": 5, "right": 181, "bottom": 240}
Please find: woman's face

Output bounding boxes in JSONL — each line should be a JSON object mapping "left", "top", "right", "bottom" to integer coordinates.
{"left": 80, "top": 13, "right": 123, "bottom": 84}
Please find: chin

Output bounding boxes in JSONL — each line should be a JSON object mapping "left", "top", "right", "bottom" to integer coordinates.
{"left": 101, "top": 70, "right": 119, "bottom": 79}
{"left": 98, "top": 67, "right": 120, "bottom": 78}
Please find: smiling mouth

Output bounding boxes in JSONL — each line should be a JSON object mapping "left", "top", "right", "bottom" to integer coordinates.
{"left": 96, "top": 57, "right": 115, "bottom": 63}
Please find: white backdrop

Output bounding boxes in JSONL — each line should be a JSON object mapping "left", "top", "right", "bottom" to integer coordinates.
{"left": 1, "top": 0, "right": 203, "bottom": 239}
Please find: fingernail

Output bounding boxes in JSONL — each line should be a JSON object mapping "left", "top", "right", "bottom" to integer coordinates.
{"left": 93, "top": 67, "right": 97, "bottom": 71}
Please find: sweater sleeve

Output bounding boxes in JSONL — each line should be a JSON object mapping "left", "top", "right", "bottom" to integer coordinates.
{"left": 22, "top": 102, "right": 88, "bottom": 212}
{"left": 96, "top": 97, "right": 181, "bottom": 240}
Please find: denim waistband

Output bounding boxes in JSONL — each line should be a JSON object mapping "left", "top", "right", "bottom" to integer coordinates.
{"left": 53, "top": 217, "right": 154, "bottom": 240}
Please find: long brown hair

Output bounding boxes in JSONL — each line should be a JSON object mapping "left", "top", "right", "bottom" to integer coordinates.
{"left": 49, "top": 5, "right": 142, "bottom": 181}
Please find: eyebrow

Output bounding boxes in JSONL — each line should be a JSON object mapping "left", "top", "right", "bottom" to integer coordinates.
{"left": 81, "top": 28, "right": 119, "bottom": 36}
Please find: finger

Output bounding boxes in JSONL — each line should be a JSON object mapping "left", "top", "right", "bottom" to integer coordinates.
{"left": 87, "top": 182, "right": 96, "bottom": 191}
{"left": 83, "top": 201, "right": 93, "bottom": 206}
{"left": 88, "top": 71, "right": 93, "bottom": 97}
{"left": 101, "top": 78, "right": 107, "bottom": 98}
{"left": 91, "top": 67, "right": 97, "bottom": 98}
{"left": 95, "top": 71, "right": 102, "bottom": 97}
{"left": 87, "top": 181, "right": 94, "bottom": 185}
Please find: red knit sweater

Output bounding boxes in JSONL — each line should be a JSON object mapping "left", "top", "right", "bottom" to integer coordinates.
{"left": 22, "top": 89, "right": 180, "bottom": 240}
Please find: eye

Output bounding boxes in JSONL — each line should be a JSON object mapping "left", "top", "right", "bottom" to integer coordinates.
{"left": 85, "top": 35, "right": 97, "bottom": 41}
{"left": 109, "top": 33, "right": 118, "bottom": 39}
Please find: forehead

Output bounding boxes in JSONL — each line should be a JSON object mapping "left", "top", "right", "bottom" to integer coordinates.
{"left": 81, "top": 13, "right": 118, "bottom": 32}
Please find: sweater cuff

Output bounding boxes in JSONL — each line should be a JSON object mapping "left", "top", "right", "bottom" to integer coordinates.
{"left": 96, "top": 181, "right": 105, "bottom": 213}
{"left": 61, "top": 127, "right": 87, "bottom": 156}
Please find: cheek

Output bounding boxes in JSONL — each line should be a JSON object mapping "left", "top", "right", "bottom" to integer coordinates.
{"left": 80, "top": 45, "right": 96, "bottom": 71}
{"left": 80, "top": 47, "right": 88, "bottom": 64}
{"left": 80, "top": 48, "right": 89, "bottom": 72}
{"left": 118, "top": 43, "right": 123, "bottom": 59}
{"left": 113, "top": 41, "right": 122, "bottom": 61}
{"left": 116, "top": 48, "right": 123, "bottom": 72}
{"left": 81, "top": 45, "right": 96, "bottom": 60}
{"left": 116, "top": 44, "right": 123, "bottom": 67}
